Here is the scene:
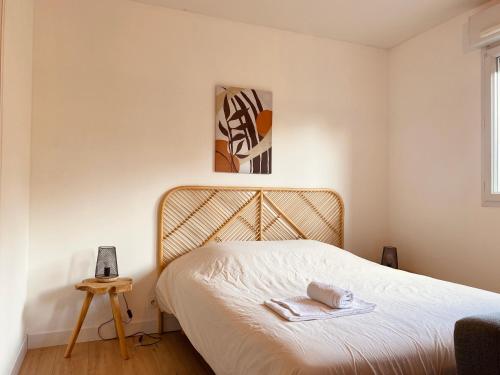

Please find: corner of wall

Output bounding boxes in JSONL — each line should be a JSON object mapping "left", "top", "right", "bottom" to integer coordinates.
{"left": 9, "top": 336, "right": 27, "bottom": 375}
{"left": 0, "top": 0, "right": 34, "bottom": 373}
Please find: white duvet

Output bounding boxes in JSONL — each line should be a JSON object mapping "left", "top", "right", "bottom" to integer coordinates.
{"left": 156, "top": 240, "right": 500, "bottom": 375}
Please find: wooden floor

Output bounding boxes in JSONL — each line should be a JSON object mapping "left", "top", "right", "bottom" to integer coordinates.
{"left": 20, "top": 332, "right": 214, "bottom": 375}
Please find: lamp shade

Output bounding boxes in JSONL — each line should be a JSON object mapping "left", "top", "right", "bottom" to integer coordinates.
{"left": 381, "top": 246, "right": 398, "bottom": 269}
{"left": 95, "top": 246, "right": 119, "bottom": 281}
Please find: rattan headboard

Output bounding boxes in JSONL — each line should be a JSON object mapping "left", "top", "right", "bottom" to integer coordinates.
{"left": 157, "top": 186, "right": 344, "bottom": 273}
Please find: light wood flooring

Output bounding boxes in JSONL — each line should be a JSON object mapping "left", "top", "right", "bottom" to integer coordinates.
{"left": 19, "top": 332, "right": 214, "bottom": 375}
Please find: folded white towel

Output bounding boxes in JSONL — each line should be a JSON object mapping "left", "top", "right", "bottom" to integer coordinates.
{"left": 307, "top": 281, "right": 353, "bottom": 309}
{"left": 265, "top": 296, "right": 375, "bottom": 322}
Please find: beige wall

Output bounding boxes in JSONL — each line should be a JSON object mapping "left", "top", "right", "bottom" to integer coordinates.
{"left": 0, "top": 0, "right": 34, "bottom": 372}
{"left": 27, "top": 0, "right": 389, "bottom": 345}
{"left": 389, "top": 7, "right": 500, "bottom": 292}
{"left": 16, "top": 0, "right": 500, "bottom": 351}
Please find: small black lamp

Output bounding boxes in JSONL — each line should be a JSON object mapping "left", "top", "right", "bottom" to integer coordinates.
{"left": 381, "top": 246, "right": 398, "bottom": 269}
{"left": 95, "top": 246, "right": 119, "bottom": 282}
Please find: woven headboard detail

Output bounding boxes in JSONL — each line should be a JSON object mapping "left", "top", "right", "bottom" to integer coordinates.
{"left": 157, "top": 186, "right": 344, "bottom": 272}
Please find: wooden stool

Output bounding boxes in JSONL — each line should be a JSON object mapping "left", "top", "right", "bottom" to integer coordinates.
{"left": 64, "top": 277, "right": 133, "bottom": 360}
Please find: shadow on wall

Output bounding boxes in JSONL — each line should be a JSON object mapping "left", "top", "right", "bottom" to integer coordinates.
{"left": 28, "top": 248, "right": 96, "bottom": 334}
{"left": 26, "top": 247, "right": 160, "bottom": 343}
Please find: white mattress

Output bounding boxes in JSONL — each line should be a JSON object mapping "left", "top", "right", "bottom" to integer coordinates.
{"left": 156, "top": 240, "right": 500, "bottom": 375}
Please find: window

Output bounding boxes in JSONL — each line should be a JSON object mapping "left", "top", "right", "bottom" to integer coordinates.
{"left": 482, "top": 44, "right": 500, "bottom": 206}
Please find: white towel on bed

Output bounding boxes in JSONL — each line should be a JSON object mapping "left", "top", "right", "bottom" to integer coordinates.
{"left": 265, "top": 296, "right": 376, "bottom": 322}
{"left": 307, "top": 281, "right": 353, "bottom": 308}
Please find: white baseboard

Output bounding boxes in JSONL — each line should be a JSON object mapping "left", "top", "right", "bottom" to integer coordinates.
{"left": 10, "top": 335, "right": 27, "bottom": 375}
{"left": 27, "top": 314, "right": 180, "bottom": 349}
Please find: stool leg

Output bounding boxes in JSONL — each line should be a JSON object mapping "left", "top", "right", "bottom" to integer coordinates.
{"left": 109, "top": 291, "right": 129, "bottom": 359}
{"left": 64, "top": 291, "right": 94, "bottom": 358}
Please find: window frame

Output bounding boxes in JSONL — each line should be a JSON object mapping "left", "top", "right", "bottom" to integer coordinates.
{"left": 482, "top": 43, "right": 500, "bottom": 206}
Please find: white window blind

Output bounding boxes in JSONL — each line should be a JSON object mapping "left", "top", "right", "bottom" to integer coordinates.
{"left": 469, "top": 3, "right": 500, "bottom": 49}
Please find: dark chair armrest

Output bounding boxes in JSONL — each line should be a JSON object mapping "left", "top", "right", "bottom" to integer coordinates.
{"left": 454, "top": 313, "right": 500, "bottom": 375}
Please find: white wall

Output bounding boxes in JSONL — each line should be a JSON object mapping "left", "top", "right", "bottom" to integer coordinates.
{"left": 26, "top": 0, "right": 389, "bottom": 345}
{"left": 389, "top": 6, "right": 500, "bottom": 292}
{"left": 0, "top": 0, "right": 33, "bottom": 373}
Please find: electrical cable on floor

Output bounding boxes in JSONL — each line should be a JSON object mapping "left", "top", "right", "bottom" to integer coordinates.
{"left": 97, "top": 293, "right": 161, "bottom": 346}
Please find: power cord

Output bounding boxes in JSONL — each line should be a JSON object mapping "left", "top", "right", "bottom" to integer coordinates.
{"left": 97, "top": 294, "right": 161, "bottom": 346}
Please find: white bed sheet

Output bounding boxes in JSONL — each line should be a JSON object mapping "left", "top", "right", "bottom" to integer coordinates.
{"left": 156, "top": 240, "right": 500, "bottom": 375}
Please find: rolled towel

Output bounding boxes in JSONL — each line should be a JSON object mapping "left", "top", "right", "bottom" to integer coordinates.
{"left": 307, "top": 281, "right": 353, "bottom": 309}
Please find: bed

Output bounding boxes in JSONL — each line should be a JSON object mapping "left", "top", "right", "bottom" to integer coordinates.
{"left": 155, "top": 186, "right": 500, "bottom": 374}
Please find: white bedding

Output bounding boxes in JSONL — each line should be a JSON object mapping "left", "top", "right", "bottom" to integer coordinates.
{"left": 156, "top": 240, "right": 500, "bottom": 375}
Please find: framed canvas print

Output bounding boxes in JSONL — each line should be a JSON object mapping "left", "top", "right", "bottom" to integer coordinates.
{"left": 215, "top": 85, "right": 272, "bottom": 174}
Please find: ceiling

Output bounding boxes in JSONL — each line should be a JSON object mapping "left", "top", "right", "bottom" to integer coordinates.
{"left": 132, "top": 0, "right": 488, "bottom": 48}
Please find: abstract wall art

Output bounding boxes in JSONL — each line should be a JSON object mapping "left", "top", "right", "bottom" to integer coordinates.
{"left": 215, "top": 85, "right": 272, "bottom": 174}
